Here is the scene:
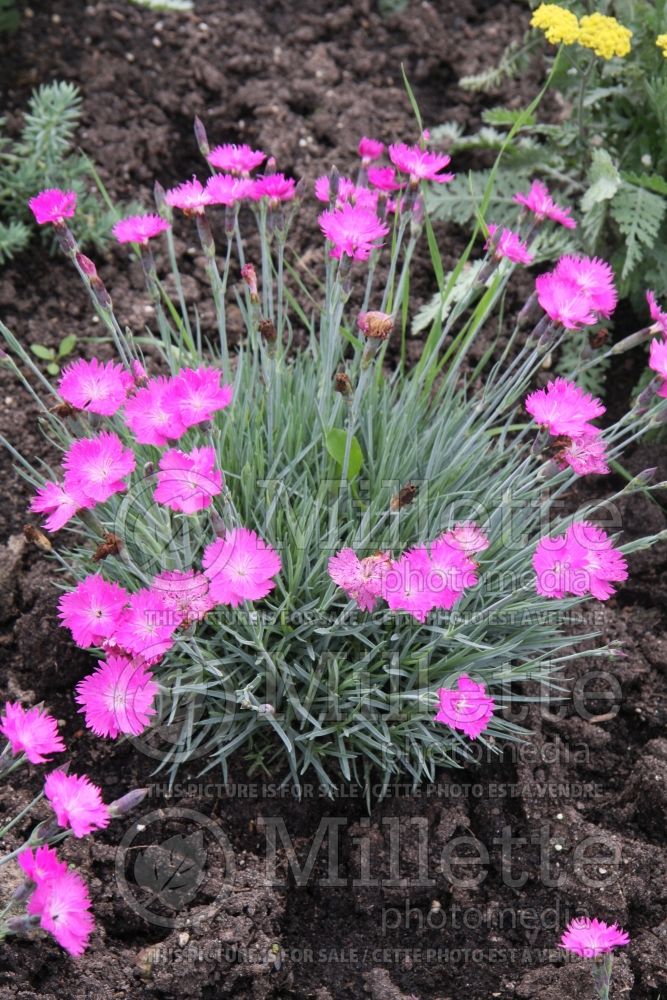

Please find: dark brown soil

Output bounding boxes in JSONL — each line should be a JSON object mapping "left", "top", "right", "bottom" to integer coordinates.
{"left": 1, "top": 2, "right": 666, "bottom": 999}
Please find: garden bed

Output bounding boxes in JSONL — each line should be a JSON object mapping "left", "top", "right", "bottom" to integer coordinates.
{"left": 0, "top": 2, "right": 666, "bottom": 998}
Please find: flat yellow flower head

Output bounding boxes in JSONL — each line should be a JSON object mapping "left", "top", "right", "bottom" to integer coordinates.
{"left": 531, "top": 3, "right": 580, "bottom": 45}
{"left": 578, "top": 12, "right": 632, "bottom": 59}
{"left": 657, "top": 33, "right": 667, "bottom": 57}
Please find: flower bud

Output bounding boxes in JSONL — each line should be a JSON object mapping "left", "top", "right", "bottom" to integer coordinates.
{"left": 241, "top": 263, "right": 259, "bottom": 303}
{"left": 108, "top": 787, "right": 149, "bottom": 818}
{"left": 194, "top": 116, "right": 210, "bottom": 158}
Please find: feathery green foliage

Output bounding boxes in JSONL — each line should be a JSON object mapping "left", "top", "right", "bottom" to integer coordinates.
{"left": 0, "top": 83, "right": 128, "bottom": 264}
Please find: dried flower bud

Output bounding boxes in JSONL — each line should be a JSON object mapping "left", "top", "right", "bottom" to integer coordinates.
{"left": 358, "top": 310, "right": 394, "bottom": 341}
{"left": 259, "top": 318, "right": 277, "bottom": 342}
{"left": 92, "top": 532, "right": 123, "bottom": 563}
{"left": 588, "top": 328, "right": 609, "bottom": 350}
{"left": 333, "top": 371, "right": 353, "bottom": 397}
{"left": 390, "top": 482, "right": 418, "bottom": 511}
{"left": 108, "top": 787, "right": 149, "bottom": 817}
{"left": 23, "top": 524, "right": 52, "bottom": 551}
{"left": 49, "top": 401, "right": 77, "bottom": 418}
{"left": 241, "top": 263, "right": 259, "bottom": 303}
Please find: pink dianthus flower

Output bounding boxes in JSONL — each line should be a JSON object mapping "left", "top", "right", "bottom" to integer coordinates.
{"left": 153, "top": 446, "right": 223, "bottom": 514}
{"left": 76, "top": 655, "right": 158, "bottom": 738}
{"left": 250, "top": 173, "right": 296, "bottom": 204}
{"left": 113, "top": 588, "right": 177, "bottom": 659}
{"left": 328, "top": 548, "right": 391, "bottom": 612}
{"left": 485, "top": 224, "right": 534, "bottom": 265}
{"left": 28, "top": 188, "right": 77, "bottom": 226}
{"left": 112, "top": 213, "right": 170, "bottom": 245}
{"left": 646, "top": 290, "right": 667, "bottom": 337}
{"left": 388, "top": 143, "right": 454, "bottom": 184}
{"left": 203, "top": 527, "right": 281, "bottom": 607}
{"left": 560, "top": 916, "right": 630, "bottom": 958}
{"left": 367, "top": 166, "right": 403, "bottom": 193}
{"left": 557, "top": 432, "right": 610, "bottom": 476}
{"left": 207, "top": 143, "right": 266, "bottom": 175}
{"left": 441, "top": 522, "right": 490, "bottom": 557}
{"left": 514, "top": 180, "right": 577, "bottom": 229}
{"left": 533, "top": 521, "right": 628, "bottom": 600}
{"left": 553, "top": 255, "right": 617, "bottom": 318}
{"left": 62, "top": 431, "right": 135, "bottom": 504}
{"left": 122, "top": 375, "right": 186, "bottom": 447}
{"left": 17, "top": 845, "right": 67, "bottom": 885}
{"left": 358, "top": 137, "right": 385, "bottom": 163}
{"left": 434, "top": 674, "right": 495, "bottom": 739}
{"left": 0, "top": 703, "right": 65, "bottom": 764}
{"left": 58, "top": 575, "right": 129, "bottom": 649}
{"left": 44, "top": 770, "right": 110, "bottom": 838}
{"left": 171, "top": 366, "right": 233, "bottom": 428}
{"left": 314, "top": 175, "right": 358, "bottom": 205}
{"left": 152, "top": 569, "right": 215, "bottom": 624}
{"left": 29, "top": 480, "right": 94, "bottom": 532}
{"left": 649, "top": 336, "right": 667, "bottom": 397}
{"left": 59, "top": 358, "right": 129, "bottom": 416}
{"left": 525, "top": 378, "right": 605, "bottom": 436}
{"left": 165, "top": 177, "right": 211, "bottom": 215}
{"left": 205, "top": 173, "right": 255, "bottom": 205}
{"left": 427, "top": 537, "right": 477, "bottom": 610}
{"left": 381, "top": 548, "right": 436, "bottom": 623}
{"left": 535, "top": 272, "right": 598, "bottom": 330}
{"left": 319, "top": 202, "right": 390, "bottom": 261}
{"left": 28, "top": 868, "right": 95, "bottom": 956}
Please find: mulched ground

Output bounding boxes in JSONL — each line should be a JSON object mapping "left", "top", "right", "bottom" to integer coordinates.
{"left": 1, "top": 1, "right": 666, "bottom": 998}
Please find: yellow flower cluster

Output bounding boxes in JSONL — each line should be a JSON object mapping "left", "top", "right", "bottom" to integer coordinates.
{"left": 530, "top": 3, "right": 580, "bottom": 45}
{"left": 530, "top": 4, "right": 634, "bottom": 59}
{"left": 578, "top": 13, "right": 633, "bottom": 59}
{"left": 657, "top": 33, "right": 667, "bottom": 58}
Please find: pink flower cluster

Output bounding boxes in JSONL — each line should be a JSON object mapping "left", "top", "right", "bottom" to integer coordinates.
{"left": 328, "top": 522, "right": 489, "bottom": 622}
{"left": 514, "top": 180, "right": 576, "bottom": 229}
{"left": 31, "top": 365, "right": 232, "bottom": 533}
{"left": 319, "top": 202, "right": 390, "bottom": 261}
{"left": 533, "top": 521, "right": 628, "bottom": 600}
{"left": 59, "top": 528, "right": 281, "bottom": 739}
{"left": 434, "top": 675, "right": 495, "bottom": 740}
{"left": 0, "top": 702, "right": 65, "bottom": 764}
{"left": 560, "top": 916, "right": 630, "bottom": 958}
{"left": 164, "top": 168, "right": 295, "bottom": 217}
{"left": 525, "top": 377, "right": 609, "bottom": 476}
{"left": 535, "top": 255, "right": 617, "bottom": 330}
{"left": 18, "top": 844, "right": 94, "bottom": 956}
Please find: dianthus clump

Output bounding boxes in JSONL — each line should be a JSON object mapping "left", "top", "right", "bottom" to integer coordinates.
{"left": 578, "top": 13, "right": 632, "bottom": 59}
{"left": 530, "top": 3, "right": 580, "bottom": 45}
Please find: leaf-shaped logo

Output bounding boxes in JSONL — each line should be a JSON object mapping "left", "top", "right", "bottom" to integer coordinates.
{"left": 133, "top": 830, "right": 206, "bottom": 911}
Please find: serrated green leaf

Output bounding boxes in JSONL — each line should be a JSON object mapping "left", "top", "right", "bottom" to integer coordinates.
{"left": 611, "top": 183, "right": 667, "bottom": 281}
{"left": 621, "top": 171, "right": 667, "bottom": 196}
{"left": 325, "top": 428, "right": 363, "bottom": 480}
{"left": 482, "top": 107, "right": 536, "bottom": 127}
{"left": 30, "top": 344, "right": 55, "bottom": 360}
{"left": 581, "top": 149, "right": 621, "bottom": 212}
{"left": 58, "top": 334, "right": 77, "bottom": 357}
